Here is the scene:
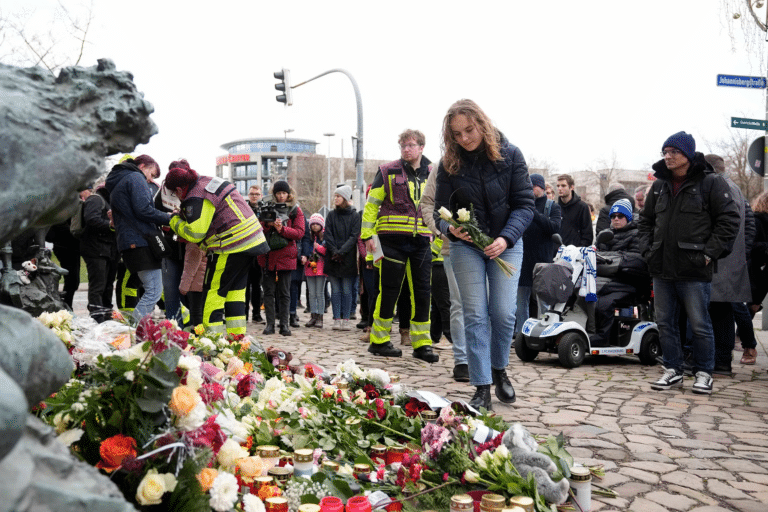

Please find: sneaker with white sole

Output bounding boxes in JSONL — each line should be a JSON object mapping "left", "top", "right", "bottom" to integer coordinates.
{"left": 651, "top": 367, "right": 683, "bottom": 390}
{"left": 692, "top": 371, "right": 714, "bottom": 395}
{"left": 332, "top": 319, "right": 342, "bottom": 330}
{"left": 341, "top": 319, "right": 352, "bottom": 331}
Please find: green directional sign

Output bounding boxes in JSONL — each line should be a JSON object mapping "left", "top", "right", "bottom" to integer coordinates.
{"left": 732, "top": 117, "right": 768, "bottom": 130}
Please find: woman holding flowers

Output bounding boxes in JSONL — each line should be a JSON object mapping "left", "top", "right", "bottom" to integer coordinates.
{"left": 433, "top": 99, "right": 535, "bottom": 410}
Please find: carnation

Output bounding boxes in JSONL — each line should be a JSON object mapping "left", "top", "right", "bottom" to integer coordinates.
{"left": 209, "top": 471, "right": 239, "bottom": 512}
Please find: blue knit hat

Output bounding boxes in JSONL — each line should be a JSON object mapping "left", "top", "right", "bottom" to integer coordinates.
{"left": 610, "top": 198, "right": 633, "bottom": 223}
{"left": 529, "top": 173, "right": 545, "bottom": 190}
{"left": 662, "top": 131, "right": 695, "bottom": 161}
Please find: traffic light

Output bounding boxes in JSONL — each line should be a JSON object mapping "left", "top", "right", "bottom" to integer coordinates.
{"left": 274, "top": 68, "right": 293, "bottom": 106}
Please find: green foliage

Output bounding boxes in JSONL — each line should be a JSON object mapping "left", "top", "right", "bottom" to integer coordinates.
{"left": 537, "top": 432, "right": 573, "bottom": 480}
{"left": 166, "top": 454, "right": 212, "bottom": 512}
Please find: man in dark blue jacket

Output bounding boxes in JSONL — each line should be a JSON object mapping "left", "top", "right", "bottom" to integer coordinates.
{"left": 639, "top": 132, "right": 739, "bottom": 396}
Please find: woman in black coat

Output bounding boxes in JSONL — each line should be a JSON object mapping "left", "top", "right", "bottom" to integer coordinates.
{"left": 324, "top": 185, "right": 361, "bottom": 331}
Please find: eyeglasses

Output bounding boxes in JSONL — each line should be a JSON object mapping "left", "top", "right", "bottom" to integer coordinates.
{"left": 399, "top": 143, "right": 420, "bottom": 150}
{"left": 661, "top": 149, "right": 682, "bottom": 157}
{"left": 610, "top": 213, "right": 626, "bottom": 219}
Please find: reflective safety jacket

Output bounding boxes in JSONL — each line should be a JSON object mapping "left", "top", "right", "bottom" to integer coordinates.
{"left": 361, "top": 158, "right": 432, "bottom": 239}
{"left": 170, "top": 176, "right": 267, "bottom": 255}
{"left": 431, "top": 237, "right": 443, "bottom": 264}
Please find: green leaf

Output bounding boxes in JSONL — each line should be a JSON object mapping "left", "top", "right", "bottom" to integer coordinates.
{"left": 300, "top": 494, "right": 321, "bottom": 505}
{"left": 155, "top": 345, "right": 182, "bottom": 371}
{"left": 331, "top": 478, "right": 354, "bottom": 500}
{"left": 135, "top": 397, "right": 165, "bottom": 413}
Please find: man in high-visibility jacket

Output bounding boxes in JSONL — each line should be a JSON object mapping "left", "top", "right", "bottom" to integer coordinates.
{"left": 362, "top": 129, "right": 438, "bottom": 363}
{"left": 164, "top": 162, "right": 268, "bottom": 336}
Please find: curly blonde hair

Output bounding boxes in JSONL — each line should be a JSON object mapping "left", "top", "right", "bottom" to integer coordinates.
{"left": 440, "top": 99, "right": 501, "bottom": 175}
{"left": 752, "top": 191, "right": 768, "bottom": 213}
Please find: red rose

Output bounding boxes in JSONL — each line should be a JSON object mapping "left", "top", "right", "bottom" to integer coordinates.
{"left": 236, "top": 375, "right": 256, "bottom": 398}
{"left": 95, "top": 434, "right": 137, "bottom": 473}
{"left": 363, "top": 383, "right": 379, "bottom": 400}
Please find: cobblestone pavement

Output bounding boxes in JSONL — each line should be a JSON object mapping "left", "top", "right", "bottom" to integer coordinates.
{"left": 73, "top": 290, "right": 768, "bottom": 511}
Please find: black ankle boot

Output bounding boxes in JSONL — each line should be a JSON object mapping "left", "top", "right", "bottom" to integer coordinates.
{"left": 492, "top": 368, "right": 516, "bottom": 403}
{"left": 263, "top": 324, "right": 275, "bottom": 335}
{"left": 289, "top": 313, "right": 300, "bottom": 328}
{"left": 469, "top": 385, "right": 492, "bottom": 411}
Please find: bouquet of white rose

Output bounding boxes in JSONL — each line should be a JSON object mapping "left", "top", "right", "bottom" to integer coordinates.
{"left": 438, "top": 205, "right": 517, "bottom": 278}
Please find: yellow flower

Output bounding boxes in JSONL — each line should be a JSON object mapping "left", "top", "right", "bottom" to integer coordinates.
{"left": 197, "top": 467, "right": 219, "bottom": 492}
{"left": 136, "top": 469, "right": 177, "bottom": 506}
{"left": 169, "top": 386, "right": 199, "bottom": 417}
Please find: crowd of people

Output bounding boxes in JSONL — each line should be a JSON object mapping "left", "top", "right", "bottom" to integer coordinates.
{"left": 34, "top": 100, "right": 768, "bottom": 411}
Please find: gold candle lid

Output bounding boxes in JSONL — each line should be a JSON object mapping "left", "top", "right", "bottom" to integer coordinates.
{"left": 294, "top": 448, "right": 313, "bottom": 463}
{"left": 322, "top": 460, "right": 340, "bottom": 472}
{"left": 451, "top": 494, "right": 473, "bottom": 504}
{"left": 421, "top": 410, "right": 437, "bottom": 420}
{"left": 481, "top": 493, "right": 506, "bottom": 508}
{"left": 268, "top": 466, "right": 292, "bottom": 479}
{"left": 336, "top": 380, "right": 349, "bottom": 389}
{"left": 371, "top": 444, "right": 387, "bottom": 454}
{"left": 298, "top": 505, "right": 321, "bottom": 512}
{"left": 258, "top": 445, "right": 280, "bottom": 458}
{"left": 508, "top": 496, "right": 534, "bottom": 511}
{"left": 569, "top": 466, "right": 591, "bottom": 482}
{"left": 353, "top": 463, "right": 371, "bottom": 473}
{"left": 254, "top": 476, "right": 274, "bottom": 486}
{"left": 266, "top": 496, "right": 289, "bottom": 504}
{"left": 389, "top": 444, "right": 405, "bottom": 453}
{"left": 502, "top": 508, "right": 526, "bottom": 512}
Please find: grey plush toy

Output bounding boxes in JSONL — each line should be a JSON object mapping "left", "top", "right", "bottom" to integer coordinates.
{"left": 502, "top": 423, "right": 570, "bottom": 505}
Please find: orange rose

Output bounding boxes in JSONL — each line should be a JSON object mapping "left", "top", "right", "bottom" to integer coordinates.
{"left": 196, "top": 467, "right": 218, "bottom": 492}
{"left": 95, "top": 434, "right": 137, "bottom": 472}
{"left": 237, "top": 456, "right": 266, "bottom": 482}
{"left": 170, "top": 386, "right": 199, "bottom": 417}
{"left": 257, "top": 484, "right": 282, "bottom": 500}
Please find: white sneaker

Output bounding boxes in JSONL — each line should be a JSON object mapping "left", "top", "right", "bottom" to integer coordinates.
{"left": 341, "top": 319, "right": 352, "bottom": 331}
{"left": 332, "top": 319, "right": 342, "bottom": 330}
{"left": 692, "top": 371, "right": 713, "bottom": 395}
{"left": 651, "top": 367, "right": 683, "bottom": 390}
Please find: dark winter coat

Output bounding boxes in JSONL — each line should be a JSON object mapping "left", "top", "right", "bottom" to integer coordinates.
{"left": 596, "top": 221, "right": 646, "bottom": 295}
{"left": 520, "top": 194, "right": 562, "bottom": 287}
{"left": 324, "top": 205, "right": 361, "bottom": 278}
{"left": 749, "top": 211, "right": 768, "bottom": 304}
{"left": 292, "top": 217, "right": 312, "bottom": 281}
{"left": 595, "top": 188, "right": 636, "bottom": 235}
{"left": 558, "top": 190, "right": 593, "bottom": 247}
{"left": 433, "top": 133, "right": 535, "bottom": 248}
{"left": 637, "top": 152, "right": 739, "bottom": 281}
{"left": 79, "top": 188, "right": 117, "bottom": 260}
{"left": 257, "top": 203, "right": 305, "bottom": 272}
{"left": 711, "top": 176, "right": 750, "bottom": 302}
{"left": 104, "top": 163, "right": 171, "bottom": 252}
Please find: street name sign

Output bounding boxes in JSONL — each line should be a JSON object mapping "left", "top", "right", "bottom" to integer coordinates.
{"left": 717, "top": 74, "right": 767, "bottom": 89}
{"left": 732, "top": 117, "right": 768, "bottom": 130}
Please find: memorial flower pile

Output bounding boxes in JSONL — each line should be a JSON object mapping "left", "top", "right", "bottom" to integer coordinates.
{"left": 36, "top": 313, "right": 582, "bottom": 512}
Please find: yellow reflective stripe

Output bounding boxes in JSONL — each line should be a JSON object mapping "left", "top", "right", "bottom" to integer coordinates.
{"left": 367, "top": 195, "right": 383, "bottom": 206}
{"left": 172, "top": 199, "right": 216, "bottom": 243}
{"left": 361, "top": 221, "right": 376, "bottom": 230}
{"left": 370, "top": 314, "right": 393, "bottom": 345}
{"left": 225, "top": 196, "right": 247, "bottom": 222}
{"left": 410, "top": 320, "right": 431, "bottom": 348}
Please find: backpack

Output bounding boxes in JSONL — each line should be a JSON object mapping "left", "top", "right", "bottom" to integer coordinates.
{"left": 70, "top": 194, "right": 105, "bottom": 239}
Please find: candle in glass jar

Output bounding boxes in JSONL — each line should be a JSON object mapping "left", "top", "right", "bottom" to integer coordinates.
{"left": 258, "top": 445, "right": 281, "bottom": 475}
{"left": 293, "top": 448, "right": 314, "bottom": 478}
{"left": 450, "top": 494, "right": 473, "bottom": 512}
{"left": 370, "top": 444, "right": 387, "bottom": 465}
{"left": 265, "top": 497, "right": 289, "bottom": 512}
{"left": 386, "top": 444, "right": 405, "bottom": 464}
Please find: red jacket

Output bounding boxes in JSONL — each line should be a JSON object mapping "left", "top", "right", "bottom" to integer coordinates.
{"left": 257, "top": 206, "right": 305, "bottom": 271}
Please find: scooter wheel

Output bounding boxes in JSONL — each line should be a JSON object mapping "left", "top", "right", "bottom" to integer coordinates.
{"left": 557, "top": 332, "right": 587, "bottom": 368}
{"left": 514, "top": 332, "right": 539, "bottom": 362}
{"left": 638, "top": 330, "right": 661, "bottom": 365}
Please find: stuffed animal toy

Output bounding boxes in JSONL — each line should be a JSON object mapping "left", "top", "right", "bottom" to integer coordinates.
{"left": 265, "top": 346, "right": 293, "bottom": 368}
{"left": 17, "top": 260, "right": 38, "bottom": 284}
{"left": 502, "top": 423, "right": 570, "bottom": 505}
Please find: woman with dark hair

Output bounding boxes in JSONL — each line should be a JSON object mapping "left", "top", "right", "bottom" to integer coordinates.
{"left": 105, "top": 155, "right": 172, "bottom": 325}
{"left": 324, "top": 185, "right": 362, "bottom": 331}
{"left": 164, "top": 163, "right": 268, "bottom": 335}
{"left": 256, "top": 181, "right": 305, "bottom": 336}
{"left": 433, "top": 99, "right": 535, "bottom": 410}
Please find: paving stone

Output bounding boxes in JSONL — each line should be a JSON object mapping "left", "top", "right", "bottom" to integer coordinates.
{"left": 629, "top": 497, "right": 675, "bottom": 512}
{"left": 599, "top": 449, "right": 628, "bottom": 461}
{"left": 614, "top": 481, "right": 651, "bottom": 497}
{"left": 690, "top": 507, "right": 748, "bottom": 512}
{"left": 631, "top": 452, "right": 673, "bottom": 463}
{"left": 662, "top": 471, "right": 705, "bottom": 490}
{"left": 625, "top": 434, "right": 671, "bottom": 448}
{"left": 741, "top": 473, "right": 768, "bottom": 485}
{"left": 731, "top": 480, "right": 768, "bottom": 493}
{"left": 623, "top": 461, "right": 678, "bottom": 473}
{"left": 645, "top": 490, "right": 698, "bottom": 510}
{"left": 675, "top": 458, "right": 721, "bottom": 470}
{"left": 667, "top": 485, "right": 720, "bottom": 506}
{"left": 618, "top": 467, "right": 659, "bottom": 484}
{"left": 717, "top": 459, "right": 767, "bottom": 473}
{"left": 707, "top": 479, "right": 752, "bottom": 500}
{"left": 667, "top": 438, "right": 730, "bottom": 450}
{"left": 726, "top": 500, "right": 768, "bottom": 512}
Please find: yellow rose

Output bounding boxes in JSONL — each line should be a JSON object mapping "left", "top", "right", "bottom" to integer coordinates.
{"left": 237, "top": 455, "right": 266, "bottom": 481}
{"left": 170, "top": 386, "right": 199, "bottom": 417}
{"left": 196, "top": 467, "right": 219, "bottom": 492}
{"left": 136, "top": 469, "right": 177, "bottom": 506}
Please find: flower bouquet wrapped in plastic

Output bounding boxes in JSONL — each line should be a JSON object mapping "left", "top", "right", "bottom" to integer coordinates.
{"left": 438, "top": 205, "right": 517, "bottom": 278}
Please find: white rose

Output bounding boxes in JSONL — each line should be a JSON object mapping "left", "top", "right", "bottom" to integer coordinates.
{"left": 57, "top": 428, "right": 83, "bottom": 447}
{"left": 124, "top": 370, "right": 135, "bottom": 382}
{"left": 457, "top": 208, "right": 470, "bottom": 222}
{"left": 135, "top": 469, "right": 177, "bottom": 506}
{"left": 438, "top": 206, "right": 453, "bottom": 222}
{"left": 493, "top": 444, "right": 510, "bottom": 463}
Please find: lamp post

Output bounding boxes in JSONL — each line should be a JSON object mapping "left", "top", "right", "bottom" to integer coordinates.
{"left": 283, "top": 128, "right": 294, "bottom": 182}
{"left": 323, "top": 132, "right": 335, "bottom": 209}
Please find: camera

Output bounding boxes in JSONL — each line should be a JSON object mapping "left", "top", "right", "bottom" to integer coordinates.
{"left": 256, "top": 201, "right": 290, "bottom": 223}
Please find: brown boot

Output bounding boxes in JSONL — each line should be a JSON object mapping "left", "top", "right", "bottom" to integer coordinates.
{"left": 359, "top": 326, "right": 370, "bottom": 342}
{"left": 399, "top": 328, "right": 411, "bottom": 346}
{"left": 314, "top": 314, "right": 323, "bottom": 329}
{"left": 741, "top": 348, "right": 757, "bottom": 365}
{"left": 304, "top": 313, "right": 317, "bottom": 328}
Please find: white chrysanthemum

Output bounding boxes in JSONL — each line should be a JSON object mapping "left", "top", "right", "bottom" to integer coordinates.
{"left": 365, "top": 368, "right": 390, "bottom": 388}
{"left": 209, "top": 471, "right": 239, "bottom": 512}
{"left": 216, "top": 408, "right": 249, "bottom": 444}
{"left": 242, "top": 494, "right": 266, "bottom": 512}
{"left": 124, "top": 370, "right": 135, "bottom": 382}
{"left": 175, "top": 400, "right": 207, "bottom": 431}
{"left": 293, "top": 374, "right": 314, "bottom": 394}
{"left": 71, "top": 402, "right": 85, "bottom": 412}
{"left": 258, "top": 377, "right": 286, "bottom": 405}
{"left": 217, "top": 439, "right": 249, "bottom": 470}
{"left": 197, "top": 337, "right": 216, "bottom": 350}
{"left": 53, "top": 412, "right": 72, "bottom": 434}
{"left": 336, "top": 359, "right": 359, "bottom": 376}
{"left": 38, "top": 311, "right": 53, "bottom": 325}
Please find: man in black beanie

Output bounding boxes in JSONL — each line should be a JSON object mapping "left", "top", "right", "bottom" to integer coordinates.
{"left": 638, "top": 131, "right": 739, "bottom": 395}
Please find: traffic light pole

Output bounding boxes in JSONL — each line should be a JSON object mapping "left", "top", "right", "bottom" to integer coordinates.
{"left": 291, "top": 69, "right": 365, "bottom": 207}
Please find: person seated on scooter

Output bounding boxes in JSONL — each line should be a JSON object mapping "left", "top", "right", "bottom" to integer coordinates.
{"left": 590, "top": 199, "right": 647, "bottom": 347}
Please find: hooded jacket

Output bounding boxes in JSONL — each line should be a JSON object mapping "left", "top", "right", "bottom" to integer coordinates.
{"left": 637, "top": 152, "right": 739, "bottom": 281}
{"left": 105, "top": 163, "right": 171, "bottom": 253}
{"left": 79, "top": 187, "right": 117, "bottom": 260}
{"left": 324, "top": 205, "right": 362, "bottom": 277}
{"left": 433, "top": 133, "right": 535, "bottom": 249}
{"left": 558, "top": 190, "right": 593, "bottom": 247}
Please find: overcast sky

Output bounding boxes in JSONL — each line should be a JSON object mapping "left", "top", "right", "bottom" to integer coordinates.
{"left": 5, "top": 0, "right": 767, "bottom": 179}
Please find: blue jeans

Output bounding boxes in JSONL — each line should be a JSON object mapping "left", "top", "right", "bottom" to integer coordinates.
{"left": 653, "top": 278, "right": 714, "bottom": 374}
{"left": 732, "top": 301, "right": 757, "bottom": 349}
{"left": 450, "top": 240, "right": 523, "bottom": 386}
{"left": 162, "top": 258, "right": 183, "bottom": 324}
{"left": 133, "top": 268, "right": 163, "bottom": 325}
{"left": 306, "top": 275, "right": 326, "bottom": 314}
{"left": 349, "top": 275, "right": 360, "bottom": 317}
{"left": 442, "top": 255, "right": 467, "bottom": 366}
{"left": 515, "top": 286, "right": 532, "bottom": 334}
{"left": 327, "top": 275, "right": 354, "bottom": 320}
